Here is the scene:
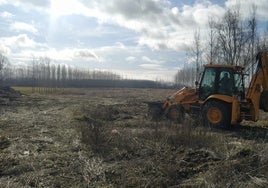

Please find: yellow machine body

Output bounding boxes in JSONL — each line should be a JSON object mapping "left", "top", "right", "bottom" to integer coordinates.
{"left": 159, "top": 52, "right": 268, "bottom": 127}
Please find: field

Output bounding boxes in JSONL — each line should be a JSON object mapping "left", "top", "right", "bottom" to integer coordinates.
{"left": 0, "top": 87, "right": 267, "bottom": 187}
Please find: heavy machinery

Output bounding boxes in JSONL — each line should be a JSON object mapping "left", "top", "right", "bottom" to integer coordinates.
{"left": 149, "top": 52, "right": 268, "bottom": 128}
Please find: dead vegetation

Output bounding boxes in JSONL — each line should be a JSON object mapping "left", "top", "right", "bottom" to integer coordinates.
{"left": 0, "top": 88, "right": 267, "bottom": 187}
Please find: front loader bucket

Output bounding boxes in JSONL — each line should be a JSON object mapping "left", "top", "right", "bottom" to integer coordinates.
{"left": 146, "top": 101, "right": 164, "bottom": 121}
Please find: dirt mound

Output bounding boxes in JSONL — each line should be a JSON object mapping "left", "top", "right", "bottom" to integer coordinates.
{"left": 0, "top": 86, "right": 21, "bottom": 97}
{"left": 0, "top": 86, "right": 21, "bottom": 105}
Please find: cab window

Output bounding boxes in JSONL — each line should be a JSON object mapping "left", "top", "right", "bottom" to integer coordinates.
{"left": 199, "top": 67, "right": 216, "bottom": 99}
{"left": 218, "top": 70, "right": 233, "bottom": 95}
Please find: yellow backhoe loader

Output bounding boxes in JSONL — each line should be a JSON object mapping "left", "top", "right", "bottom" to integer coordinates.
{"left": 148, "top": 52, "right": 268, "bottom": 128}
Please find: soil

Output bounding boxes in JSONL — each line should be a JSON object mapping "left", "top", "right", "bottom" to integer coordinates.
{"left": 0, "top": 88, "right": 267, "bottom": 187}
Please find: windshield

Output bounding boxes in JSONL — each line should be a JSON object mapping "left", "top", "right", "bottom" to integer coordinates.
{"left": 199, "top": 67, "right": 216, "bottom": 99}
{"left": 199, "top": 67, "right": 245, "bottom": 99}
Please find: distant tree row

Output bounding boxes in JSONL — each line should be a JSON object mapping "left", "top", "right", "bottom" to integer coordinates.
{"left": 175, "top": 4, "right": 268, "bottom": 86}
{"left": 0, "top": 56, "right": 165, "bottom": 90}
{"left": 174, "top": 66, "right": 195, "bottom": 87}
{"left": 0, "top": 57, "right": 121, "bottom": 89}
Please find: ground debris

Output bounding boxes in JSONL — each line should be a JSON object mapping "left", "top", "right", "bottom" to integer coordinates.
{"left": 0, "top": 86, "right": 21, "bottom": 98}
{"left": 0, "top": 136, "right": 10, "bottom": 150}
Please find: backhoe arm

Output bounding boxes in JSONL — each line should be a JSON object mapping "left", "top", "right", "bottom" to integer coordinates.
{"left": 246, "top": 52, "right": 268, "bottom": 120}
{"left": 258, "top": 52, "right": 268, "bottom": 90}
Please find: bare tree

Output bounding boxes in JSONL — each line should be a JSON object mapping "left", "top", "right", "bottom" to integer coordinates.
{"left": 31, "top": 57, "right": 38, "bottom": 92}
{"left": 258, "top": 27, "right": 268, "bottom": 51}
{"left": 51, "top": 64, "right": 56, "bottom": 91}
{"left": 206, "top": 17, "right": 219, "bottom": 63}
{"left": 0, "top": 54, "right": 5, "bottom": 72}
{"left": 187, "top": 29, "right": 203, "bottom": 85}
{"left": 174, "top": 65, "right": 196, "bottom": 87}
{"left": 194, "top": 29, "right": 202, "bottom": 81}
{"left": 43, "top": 57, "right": 51, "bottom": 92}
{"left": 248, "top": 4, "right": 258, "bottom": 76}
{"left": 0, "top": 53, "right": 9, "bottom": 85}
{"left": 61, "top": 64, "right": 67, "bottom": 87}
{"left": 68, "top": 66, "right": 73, "bottom": 80}
{"left": 57, "top": 64, "right": 61, "bottom": 86}
{"left": 214, "top": 8, "right": 249, "bottom": 65}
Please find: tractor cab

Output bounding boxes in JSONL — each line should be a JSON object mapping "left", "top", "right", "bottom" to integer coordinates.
{"left": 198, "top": 64, "right": 245, "bottom": 100}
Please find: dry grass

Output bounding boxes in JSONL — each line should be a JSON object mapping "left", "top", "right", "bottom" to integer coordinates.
{"left": 0, "top": 88, "right": 267, "bottom": 187}
{"left": 74, "top": 103, "right": 267, "bottom": 187}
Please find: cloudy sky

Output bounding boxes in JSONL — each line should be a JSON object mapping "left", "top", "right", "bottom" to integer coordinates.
{"left": 0, "top": 0, "right": 267, "bottom": 81}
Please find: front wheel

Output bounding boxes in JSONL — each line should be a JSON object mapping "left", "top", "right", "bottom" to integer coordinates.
{"left": 147, "top": 102, "right": 164, "bottom": 121}
{"left": 202, "top": 101, "right": 231, "bottom": 128}
{"left": 167, "top": 105, "right": 185, "bottom": 123}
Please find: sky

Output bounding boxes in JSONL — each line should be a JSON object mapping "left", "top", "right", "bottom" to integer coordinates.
{"left": 0, "top": 0, "right": 267, "bottom": 81}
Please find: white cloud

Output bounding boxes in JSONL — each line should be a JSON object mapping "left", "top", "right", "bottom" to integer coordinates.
{"left": 225, "top": 0, "right": 268, "bottom": 20}
{"left": 78, "top": 0, "right": 226, "bottom": 51}
{"left": 1, "top": 0, "right": 266, "bottom": 54}
{"left": 10, "top": 22, "right": 38, "bottom": 34}
{"left": 0, "top": 0, "right": 226, "bottom": 52}
{"left": 0, "top": 11, "right": 14, "bottom": 19}
{"left": 126, "top": 56, "right": 136, "bottom": 62}
{"left": 0, "top": 0, "right": 7, "bottom": 4}
{"left": 50, "top": 0, "right": 89, "bottom": 18}
{"left": 0, "top": 34, "right": 38, "bottom": 48}
{"left": 18, "top": 48, "right": 71, "bottom": 61}
{"left": 19, "top": 0, "right": 50, "bottom": 8}
{"left": 142, "top": 56, "right": 164, "bottom": 64}
{"left": 16, "top": 48, "right": 101, "bottom": 63}
{"left": 0, "top": 0, "right": 50, "bottom": 10}
{"left": 0, "top": 34, "right": 48, "bottom": 60}
{"left": 0, "top": 43, "right": 11, "bottom": 55}
{"left": 73, "top": 49, "right": 100, "bottom": 61}
{"left": 171, "top": 7, "right": 179, "bottom": 15}
{"left": 139, "top": 63, "right": 162, "bottom": 70}
{"left": 192, "top": 4, "right": 224, "bottom": 25}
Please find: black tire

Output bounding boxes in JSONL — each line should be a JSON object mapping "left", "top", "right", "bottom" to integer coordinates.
{"left": 260, "top": 91, "right": 268, "bottom": 112}
{"left": 148, "top": 103, "right": 163, "bottom": 121}
{"left": 167, "top": 105, "right": 185, "bottom": 123}
{"left": 202, "top": 100, "right": 231, "bottom": 129}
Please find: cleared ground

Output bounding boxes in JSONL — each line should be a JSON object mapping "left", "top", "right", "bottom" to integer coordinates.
{"left": 0, "top": 88, "right": 267, "bottom": 187}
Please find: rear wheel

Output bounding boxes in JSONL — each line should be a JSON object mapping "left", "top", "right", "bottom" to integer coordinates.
{"left": 202, "top": 100, "right": 231, "bottom": 128}
{"left": 167, "top": 105, "right": 185, "bottom": 123}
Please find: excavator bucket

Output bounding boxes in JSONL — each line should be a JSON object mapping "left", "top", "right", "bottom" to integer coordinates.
{"left": 146, "top": 101, "right": 164, "bottom": 121}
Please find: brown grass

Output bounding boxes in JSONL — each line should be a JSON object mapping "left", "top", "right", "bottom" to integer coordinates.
{"left": 0, "top": 88, "right": 267, "bottom": 187}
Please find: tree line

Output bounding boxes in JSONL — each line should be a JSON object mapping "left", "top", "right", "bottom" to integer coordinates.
{"left": 0, "top": 56, "right": 164, "bottom": 90}
{"left": 175, "top": 5, "right": 268, "bottom": 86}
{"left": 1, "top": 57, "right": 121, "bottom": 87}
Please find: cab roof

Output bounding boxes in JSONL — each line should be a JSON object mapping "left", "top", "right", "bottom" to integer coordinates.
{"left": 203, "top": 63, "right": 244, "bottom": 71}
